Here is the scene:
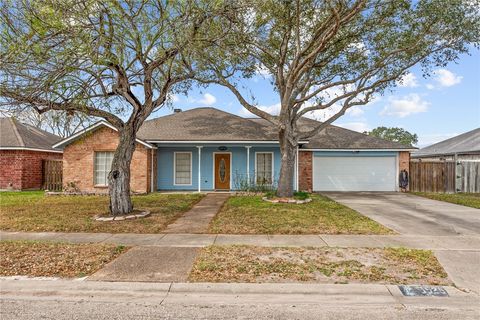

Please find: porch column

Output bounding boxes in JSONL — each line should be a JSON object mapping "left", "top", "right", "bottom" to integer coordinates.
{"left": 245, "top": 146, "right": 251, "bottom": 183}
{"left": 197, "top": 146, "right": 203, "bottom": 192}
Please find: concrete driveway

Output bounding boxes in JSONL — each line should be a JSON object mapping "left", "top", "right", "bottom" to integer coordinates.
{"left": 323, "top": 192, "right": 480, "bottom": 236}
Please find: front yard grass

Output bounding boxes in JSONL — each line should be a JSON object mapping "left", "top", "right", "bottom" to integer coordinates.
{"left": 209, "top": 195, "right": 392, "bottom": 234}
{"left": 412, "top": 192, "right": 480, "bottom": 209}
{"left": 0, "top": 240, "right": 126, "bottom": 278}
{"left": 189, "top": 245, "right": 450, "bottom": 285}
{"left": 0, "top": 191, "right": 204, "bottom": 233}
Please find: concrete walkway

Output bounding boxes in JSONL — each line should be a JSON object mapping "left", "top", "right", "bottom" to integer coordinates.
{"left": 163, "top": 193, "right": 230, "bottom": 233}
{"left": 1, "top": 231, "right": 479, "bottom": 250}
{"left": 88, "top": 247, "right": 199, "bottom": 282}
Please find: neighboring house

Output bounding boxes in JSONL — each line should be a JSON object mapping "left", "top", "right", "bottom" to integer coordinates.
{"left": 53, "top": 107, "right": 414, "bottom": 193}
{"left": 412, "top": 128, "right": 480, "bottom": 161}
{"left": 0, "top": 117, "right": 62, "bottom": 190}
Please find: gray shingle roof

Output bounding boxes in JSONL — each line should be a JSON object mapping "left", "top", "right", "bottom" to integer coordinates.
{"left": 0, "top": 117, "right": 61, "bottom": 150}
{"left": 248, "top": 116, "right": 413, "bottom": 150}
{"left": 138, "top": 107, "right": 277, "bottom": 141}
{"left": 413, "top": 128, "right": 480, "bottom": 157}
{"left": 53, "top": 107, "right": 414, "bottom": 150}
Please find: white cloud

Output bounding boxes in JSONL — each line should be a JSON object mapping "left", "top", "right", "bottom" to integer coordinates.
{"left": 397, "top": 72, "right": 418, "bottom": 88}
{"left": 346, "top": 106, "right": 365, "bottom": 117}
{"left": 425, "top": 69, "right": 462, "bottom": 90}
{"left": 198, "top": 93, "right": 217, "bottom": 106}
{"left": 337, "top": 121, "right": 370, "bottom": 133}
{"left": 167, "top": 93, "right": 180, "bottom": 103}
{"left": 433, "top": 69, "right": 463, "bottom": 87}
{"left": 380, "top": 94, "right": 430, "bottom": 118}
{"left": 239, "top": 103, "right": 281, "bottom": 117}
{"left": 256, "top": 64, "right": 271, "bottom": 77}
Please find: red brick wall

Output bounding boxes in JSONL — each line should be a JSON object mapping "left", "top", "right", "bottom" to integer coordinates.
{"left": 63, "top": 126, "right": 155, "bottom": 193}
{"left": 0, "top": 150, "right": 62, "bottom": 190}
{"left": 298, "top": 151, "right": 313, "bottom": 192}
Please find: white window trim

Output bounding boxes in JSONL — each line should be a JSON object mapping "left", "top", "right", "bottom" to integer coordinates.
{"left": 94, "top": 151, "right": 114, "bottom": 187}
{"left": 212, "top": 152, "right": 232, "bottom": 190}
{"left": 173, "top": 151, "right": 193, "bottom": 186}
{"left": 255, "top": 152, "right": 274, "bottom": 185}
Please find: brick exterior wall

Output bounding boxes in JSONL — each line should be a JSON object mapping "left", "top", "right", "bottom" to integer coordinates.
{"left": 298, "top": 151, "right": 313, "bottom": 192}
{"left": 398, "top": 151, "right": 410, "bottom": 191}
{"left": 63, "top": 126, "right": 156, "bottom": 193}
{"left": 0, "top": 150, "right": 62, "bottom": 190}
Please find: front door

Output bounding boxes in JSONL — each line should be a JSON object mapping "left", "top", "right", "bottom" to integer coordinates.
{"left": 214, "top": 153, "right": 231, "bottom": 190}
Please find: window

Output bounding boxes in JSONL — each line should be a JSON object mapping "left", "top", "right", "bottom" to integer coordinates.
{"left": 94, "top": 151, "right": 114, "bottom": 186}
{"left": 174, "top": 152, "right": 192, "bottom": 185}
{"left": 256, "top": 152, "right": 273, "bottom": 185}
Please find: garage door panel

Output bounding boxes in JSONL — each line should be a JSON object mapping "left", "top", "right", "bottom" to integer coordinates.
{"left": 313, "top": 156, "right": 396, "bottom": 191}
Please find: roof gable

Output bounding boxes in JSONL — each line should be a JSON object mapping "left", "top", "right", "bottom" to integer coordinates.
{"left": 0, "top": 117, "right": 61, "bottom": 151}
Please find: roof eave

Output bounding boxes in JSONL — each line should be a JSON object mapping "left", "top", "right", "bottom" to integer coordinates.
{"left": 53, "top": 121, "right": 155, "bottom": 150}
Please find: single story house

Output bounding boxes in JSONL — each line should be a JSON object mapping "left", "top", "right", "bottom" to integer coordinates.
{"left": 0, "top": 117, "right": 62, "bottom": 190}
{"left": 412, "top": 128, "right": 480, "bottom": 161}
{"left": 53, "top": 107, "right": 414, "bottom": 193}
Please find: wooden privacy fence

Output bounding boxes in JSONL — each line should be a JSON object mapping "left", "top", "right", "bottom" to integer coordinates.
{"left": 409, "top": 160, "right": 480, "bottom": 193}
{"left": 43, "top": 160, "right": 63, "bottom": 191}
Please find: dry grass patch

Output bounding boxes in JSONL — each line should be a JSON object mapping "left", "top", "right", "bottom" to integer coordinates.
{"left": 189, "top": 245, "right": 450, "bottom": 285}
{"left": 413, "top": 192, "right": 480, "bottom": 209}
{"left": 0, "top": 240, "right": 126, "bottom": 278}
{"left": 0, "top": 192, "right": 204, "bottom": 233}
{"left": 209, "top": 195, "right": 392, "bottom": 234}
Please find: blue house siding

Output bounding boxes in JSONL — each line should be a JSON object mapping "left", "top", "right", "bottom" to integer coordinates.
{"left": 156, "top": 144, "right": 283, "bottom": 191}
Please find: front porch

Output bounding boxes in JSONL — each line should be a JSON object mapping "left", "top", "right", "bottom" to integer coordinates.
{"left": 155, "top": 143, "right": 294, "bottom": 192}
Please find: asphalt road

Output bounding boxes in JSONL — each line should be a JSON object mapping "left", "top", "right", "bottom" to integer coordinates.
{"left": 1, "top": 280, "right": 479, "bottom": 320}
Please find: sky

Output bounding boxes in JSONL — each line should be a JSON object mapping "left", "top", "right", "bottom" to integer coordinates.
{"left": 150, "top": 50, "right": 480, "bottom": 148}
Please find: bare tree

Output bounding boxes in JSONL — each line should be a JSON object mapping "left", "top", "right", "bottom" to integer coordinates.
{"left": 0, "top": 0, "right": 236, "bottom": 214}
{"left": 197, "top": 0, "right": 480, "bottom": 197}
{"left": 0, "top": 108, "right": 94, "bottom": 137}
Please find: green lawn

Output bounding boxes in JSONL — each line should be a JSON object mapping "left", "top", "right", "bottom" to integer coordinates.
{"left": 412, "top": 192, "right": 480, "bottom": 209}
{"left": 0, "top": 191, "right": 204, "bottom": 233}
{"left": 209, "top": 194, "right": 392, "bottom": 235}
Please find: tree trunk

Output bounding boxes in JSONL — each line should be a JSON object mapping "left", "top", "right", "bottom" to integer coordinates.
{"left": 277, "top": 128, "right": 296, "bottom": 198}
{"left": 108, "top": 126, "right": 137, "bottom": 216}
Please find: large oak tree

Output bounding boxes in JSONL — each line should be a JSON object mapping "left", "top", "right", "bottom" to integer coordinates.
{"left": 0, "top": 0, "right": 236, "bottom": 214}
{"left": 198, "top": 0, "right": 479, "bottom": 197}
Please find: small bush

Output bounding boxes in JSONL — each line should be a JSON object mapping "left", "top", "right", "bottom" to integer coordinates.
{"left": 293, "top": 191, "right": 310, "bottom": 200}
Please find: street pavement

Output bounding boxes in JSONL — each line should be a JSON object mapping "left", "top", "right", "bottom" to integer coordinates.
{"left": 1, "top": 280, "right": 479, "bottom": 320}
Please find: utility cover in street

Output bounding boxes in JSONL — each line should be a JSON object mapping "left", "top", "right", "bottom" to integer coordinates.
{"left": 398, "top": 285, "right": 449, "bottom": 297}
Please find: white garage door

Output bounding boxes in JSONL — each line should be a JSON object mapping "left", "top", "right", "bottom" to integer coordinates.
{"left": 313, "top": 156, "right": 397, "bottom": 191}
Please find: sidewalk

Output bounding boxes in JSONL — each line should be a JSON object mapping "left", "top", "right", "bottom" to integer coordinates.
{"left": 163, "top": 193, "right": 230, "bottom": 233}
{"left": 1, "top": 231, "right": 479, "bottom": 250}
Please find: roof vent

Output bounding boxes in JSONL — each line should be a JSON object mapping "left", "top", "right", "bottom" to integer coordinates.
{"left": 173, "top": 108, "right": 182, "bottom": 113}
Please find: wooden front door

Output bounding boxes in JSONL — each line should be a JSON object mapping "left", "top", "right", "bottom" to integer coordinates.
{"left": 214, "top": 153, "right": 231, "bottom": 190}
